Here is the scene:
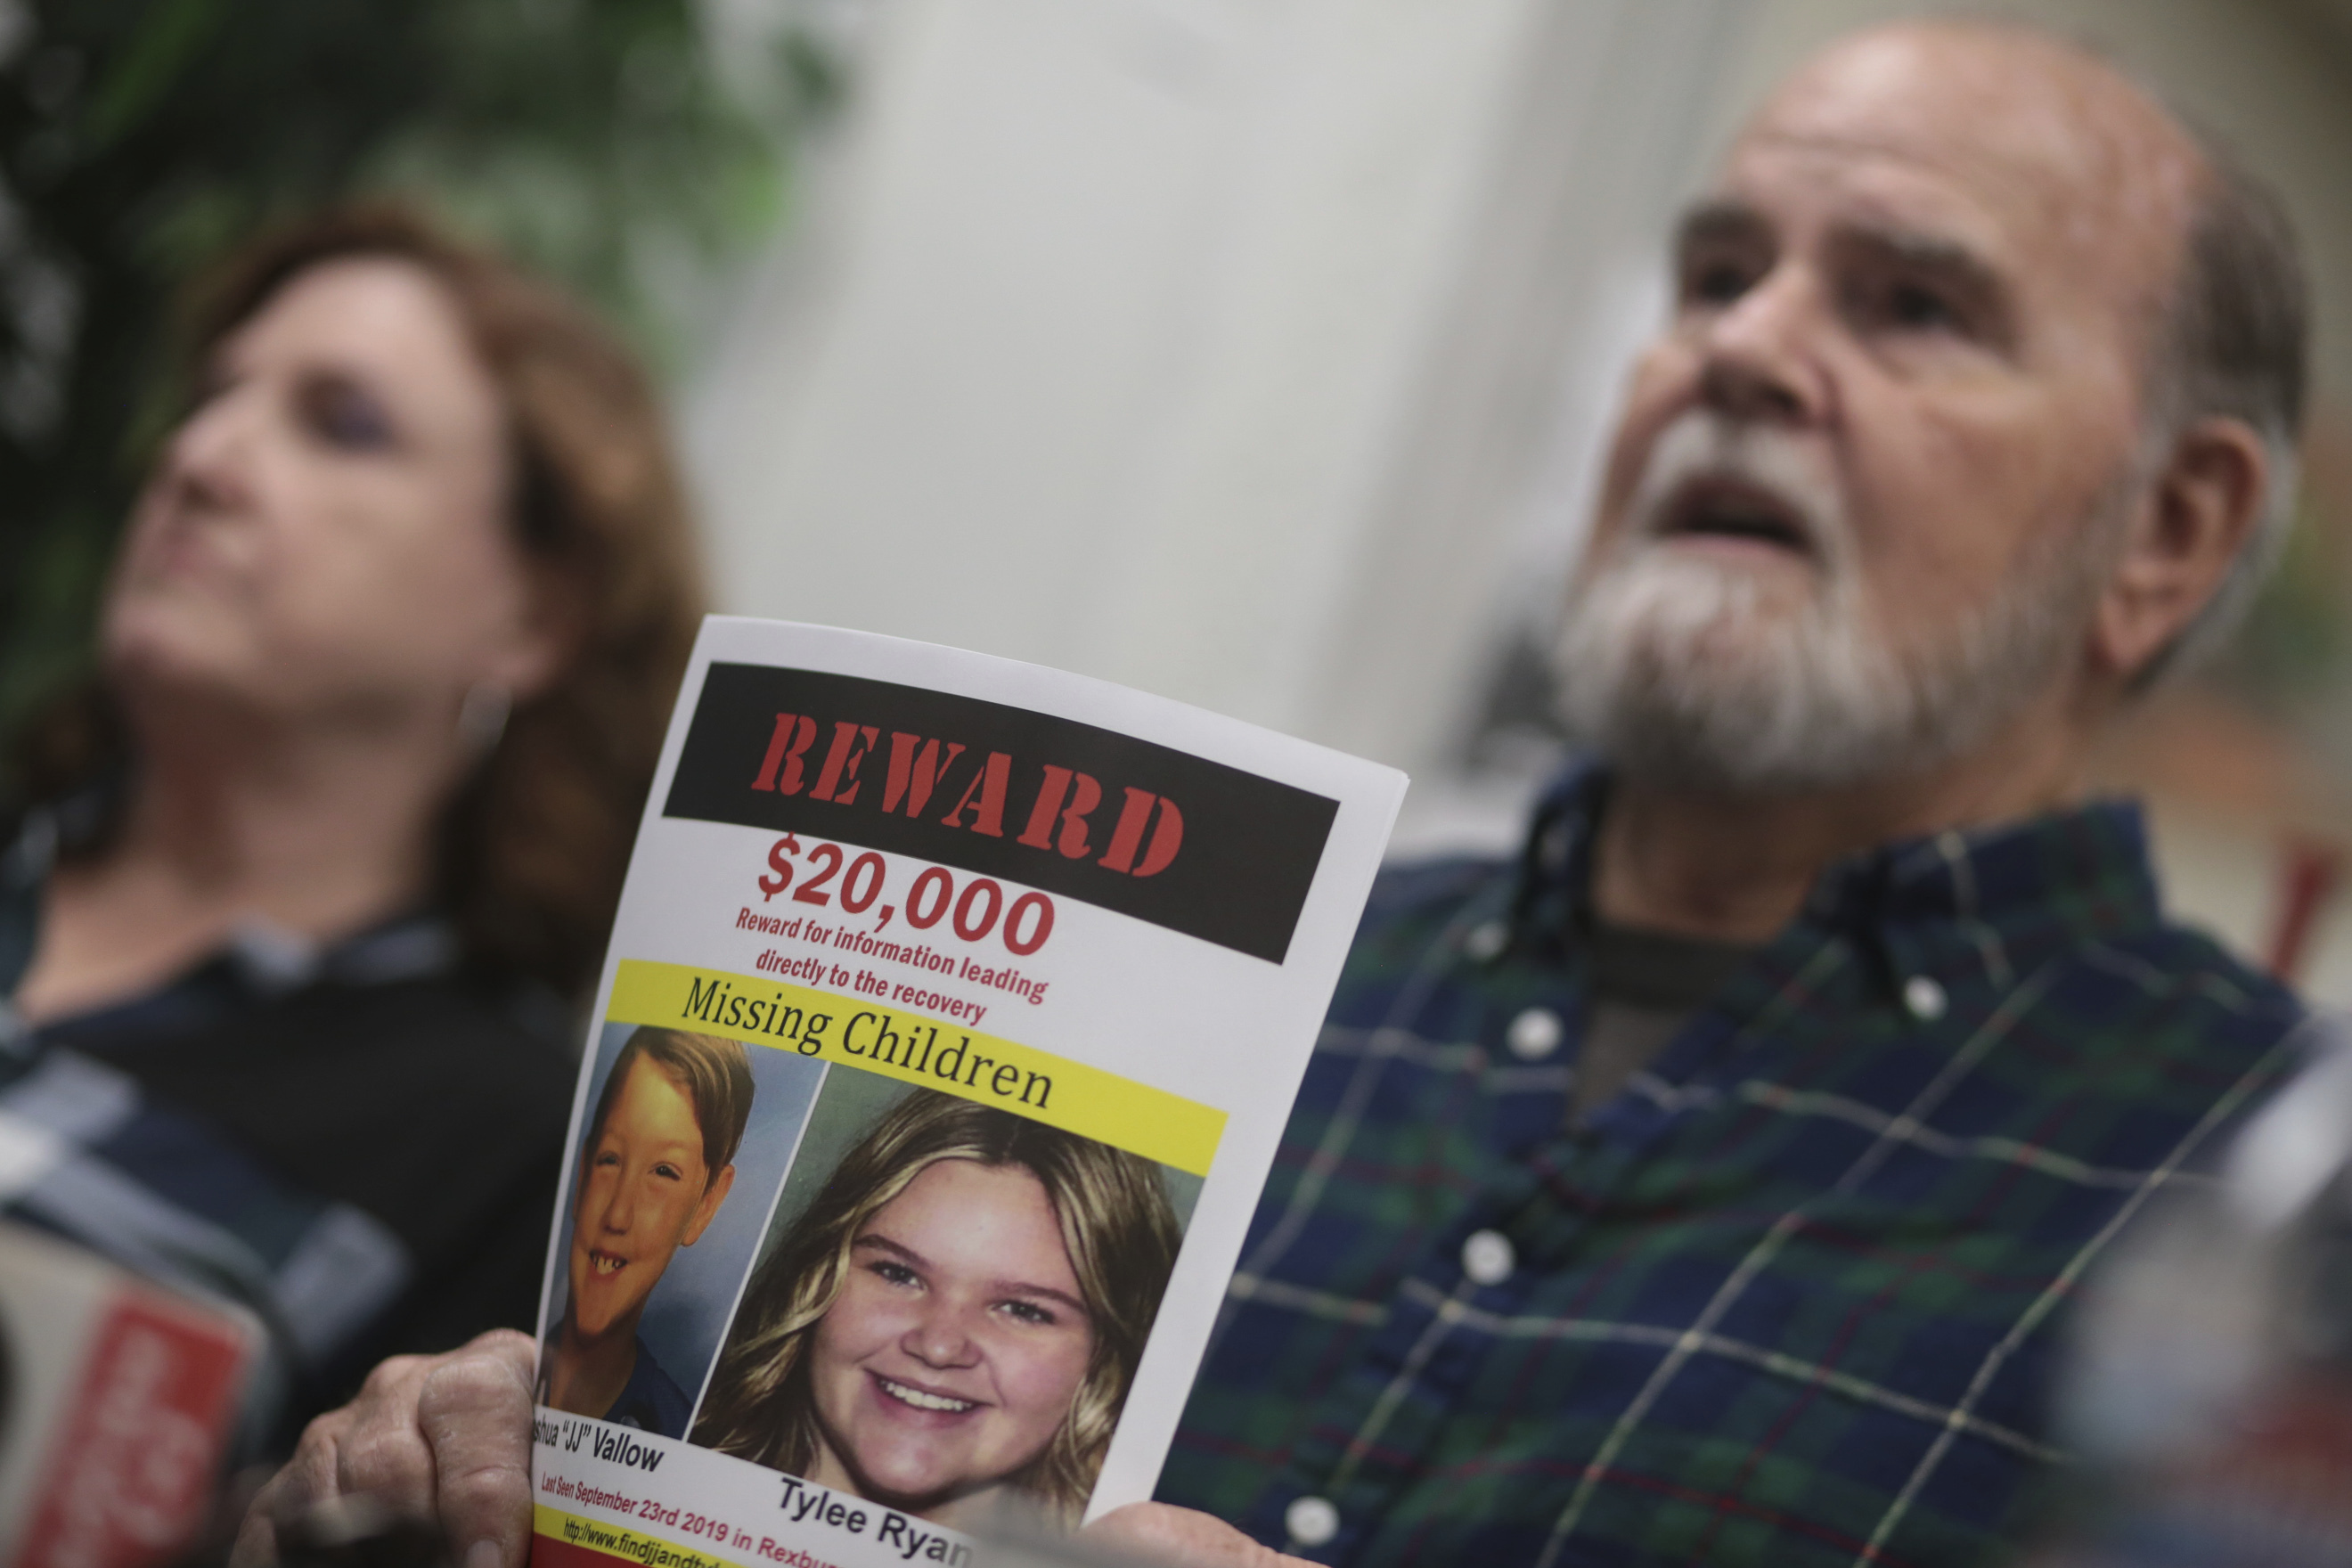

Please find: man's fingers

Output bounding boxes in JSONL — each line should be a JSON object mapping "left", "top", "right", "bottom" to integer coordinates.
{"left": 227, "top": 1474, "right": 290, "bottom": 1568}
{"left": 1082, "top": 1503, "right": 1313, "bottom": 1568}
{"left": 331, "top": 1366, "right": 438, "bottom": 1513}
{"left": 277, "top": 1407, "right": 352, "bottom": 1510}
{"left": 232, "top": 1332, "right": 539, "bottom": 1568}
{"left": 461, "top": 1327, "right": 539, "bottom": 1385}
{"left": 415, "top": 1330, "right": 539, "bottom": 1568}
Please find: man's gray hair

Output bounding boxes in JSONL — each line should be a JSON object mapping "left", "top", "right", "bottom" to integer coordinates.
{"left": 2138, "top": 134, "right": 2308, "bottom": 682}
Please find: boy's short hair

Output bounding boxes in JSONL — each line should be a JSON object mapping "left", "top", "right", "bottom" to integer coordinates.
{"left": 586, "top": 1028, "right": 755, "bottom": 1180}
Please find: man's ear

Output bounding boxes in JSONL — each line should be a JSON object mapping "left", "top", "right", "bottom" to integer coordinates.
{"left": 682, "top": 1164, "right": 736, "bottom": 1246}
{"left": 2090, "top": 416, "right": 2274, "bottom": 684}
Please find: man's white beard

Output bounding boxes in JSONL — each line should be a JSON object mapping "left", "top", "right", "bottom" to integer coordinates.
{"left": 1551, "top": 417, "right": 2111, "bottom": 793}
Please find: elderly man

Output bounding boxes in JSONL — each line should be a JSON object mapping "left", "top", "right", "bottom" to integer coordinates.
{"left": 234, "top": 18, "right": 2309, "bottom": 1568}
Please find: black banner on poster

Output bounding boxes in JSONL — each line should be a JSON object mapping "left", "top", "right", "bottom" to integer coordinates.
{"left": 664, "top": 663, "right": 1340, "bottom": 964}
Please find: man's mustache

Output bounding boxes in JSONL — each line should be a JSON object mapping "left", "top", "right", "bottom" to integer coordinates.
{"left": 1621, "top": 414, "right": 1847, "bottom": 569}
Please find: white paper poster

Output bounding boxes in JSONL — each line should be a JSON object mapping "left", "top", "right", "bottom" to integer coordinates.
{"left": 528, "top": 619, "right": 1405, "bottom": 1568}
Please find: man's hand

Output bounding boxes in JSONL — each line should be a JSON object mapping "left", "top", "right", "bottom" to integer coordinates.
{"left": 1082, "top": 1504, "right": 1315, "bottom": 1567}
{"left": 232, "top": 1329, "right": 537, "bottom": 1568}
{"left": 230, "top": 1340, "right": 1287, "bottom": 1568}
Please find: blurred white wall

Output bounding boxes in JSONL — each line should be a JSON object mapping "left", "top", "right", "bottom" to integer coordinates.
{"left": 684, "top": 0, "right": 1752, "bottom": 772}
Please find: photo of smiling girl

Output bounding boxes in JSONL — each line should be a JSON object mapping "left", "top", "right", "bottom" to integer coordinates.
{"left": 541, "top": 1027, "right": 756, "bottom": 1437}
{"left": 689, "top": 1088, "right": 1184, "bottom": 1529}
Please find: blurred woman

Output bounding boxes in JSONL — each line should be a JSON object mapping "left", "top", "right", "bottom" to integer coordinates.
{"left": 0, "top": 205, "right": 702, "bottom": 1437}
{"left": 690, "top": 1090, "right": 1182, "bottom": 1528}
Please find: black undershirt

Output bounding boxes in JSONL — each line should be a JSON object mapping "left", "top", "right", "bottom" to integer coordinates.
{"left": 53, "top": 969, "right": 575, "bottom": 1427}
{"left": 1575, "top": 921, "right": 1755, "bottom": 1120}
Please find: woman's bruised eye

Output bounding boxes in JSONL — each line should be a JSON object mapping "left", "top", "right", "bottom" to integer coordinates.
{"left": 298, "top": 371, "right": 399, "bottom": 453}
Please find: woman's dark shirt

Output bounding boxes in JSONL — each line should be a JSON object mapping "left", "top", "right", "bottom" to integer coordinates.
{"left": 0, "top": 804, "right": 576, "bottom": 1448}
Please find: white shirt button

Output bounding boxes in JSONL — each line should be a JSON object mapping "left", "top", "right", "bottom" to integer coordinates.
{"left": 1904, "top": 976, "right": 1948, "bottom": 1021}
{"left": 1286, "top": 1495, "right": 1340, "bottom": 1548}
{"left": 1461, "top": 1228, "right": 1515, "bottom": 1286}
{"left": 1506, "top": 1007, "right": 1563, "bottom": 1061}
{"left": 1462, "top": 919, "right": 1509, "bottom": 963}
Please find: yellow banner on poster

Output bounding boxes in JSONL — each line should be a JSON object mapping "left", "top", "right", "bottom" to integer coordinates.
{"left": 535, "top": 1506, "right": 747, "bottom": 1568}
{"left": 604, "top": 959, "right": 1224, "bottom": 1175}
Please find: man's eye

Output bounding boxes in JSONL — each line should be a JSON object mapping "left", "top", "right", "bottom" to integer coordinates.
{"left": 1885, "top": 282, "right": 1958, "bottom": 331}
{"left": 653, "top": 1162, "right": 684, "bottom": 1182}
{"left": 592, "top": 1150, "right": 621, "bottom": 1170}
{"left": 1685, "top": 259, "right": 1754, "bottom": 306}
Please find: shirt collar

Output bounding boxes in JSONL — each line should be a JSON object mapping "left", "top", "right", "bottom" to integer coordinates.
{"left": 0, "top": 796, "right": 461, "bottom": 1048}
{"left": 218, "top": 913, "right": 461, "bottom": 995}
{"left": 1510, "top": 757, "right": 2163, "bottom": 961}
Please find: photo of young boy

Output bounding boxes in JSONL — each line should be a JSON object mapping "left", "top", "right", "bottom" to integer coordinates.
{"left": 538, "top": 1025, "right": 822, "bottom": 1437}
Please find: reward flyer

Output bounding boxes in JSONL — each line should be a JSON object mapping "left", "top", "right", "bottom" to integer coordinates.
{"left": 529, "top": 619, "right": 1406, "bottom": 1568}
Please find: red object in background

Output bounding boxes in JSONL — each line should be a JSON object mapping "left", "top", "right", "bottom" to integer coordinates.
{"left": 2041, "top": 1376, "right": 2352, "bottom": 1566}
{"left": 2195, "top": 1377, "right": 2352, "bottom": 1535}
{"left": 12, "top": 1292, "right": 251, "bottom": 1568}
{"left": 2265, "top": 839, "right": 2345, "bottom": 983}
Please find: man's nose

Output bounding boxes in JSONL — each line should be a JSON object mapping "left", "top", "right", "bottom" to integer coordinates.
{"left": 1694, "top": 264, "right": 1825, "bottom": 424}
{"left": 600, "top": 1177, "right": 639, "bottom": 1232}
{"left": 901, "top": 1300, "right": 982, "bottom": 1368}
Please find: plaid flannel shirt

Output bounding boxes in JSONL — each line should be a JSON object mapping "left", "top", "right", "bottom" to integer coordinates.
{"left": 1157, "top": 767, "right": 2306, "bottom": 1567}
